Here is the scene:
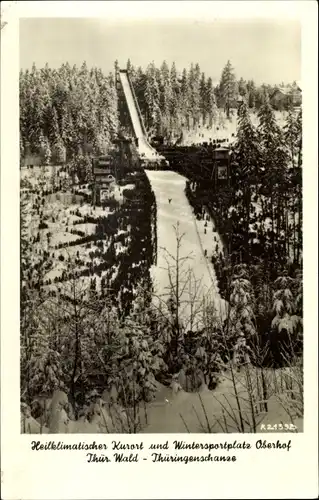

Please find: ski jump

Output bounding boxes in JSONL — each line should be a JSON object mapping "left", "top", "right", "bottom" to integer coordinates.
{"left": 118, "top": 69, "right": 169, "bottom": 169}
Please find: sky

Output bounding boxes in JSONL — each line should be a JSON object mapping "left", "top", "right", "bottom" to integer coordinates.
{"left": 19, "top": 18, "right": 301, "bottom": 85}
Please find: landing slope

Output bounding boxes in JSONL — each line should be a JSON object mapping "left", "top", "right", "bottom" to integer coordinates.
{"left": 146, "top": 170, "right": 227, "bottom": 328}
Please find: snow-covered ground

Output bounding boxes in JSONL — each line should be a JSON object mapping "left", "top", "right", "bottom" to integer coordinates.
{"left": 146, "top": 170, "right": 227, "bottom": 329}
{"left": 182, "top": 110, "right": 288, "bottom": 146}
{"left": 138, "top": 366, "right": 303, "bottom": 433}
{"left": 24, "top": 365, "right": 303, "bottom": 434}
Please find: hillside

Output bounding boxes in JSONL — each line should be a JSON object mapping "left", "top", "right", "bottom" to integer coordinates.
{"left": 21, "top": 165, "right": 155, "bottom": 308}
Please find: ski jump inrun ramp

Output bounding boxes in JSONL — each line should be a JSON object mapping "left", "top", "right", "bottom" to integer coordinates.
{"left": 118, "top": 70, "right": 167, "bottom": 166}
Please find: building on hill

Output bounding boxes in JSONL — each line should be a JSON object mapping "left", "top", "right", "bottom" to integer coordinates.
{"left": 270, "top": 85, "right": 302, "bottom": 110}
{"left": 212, "top": 146, "right": 231, "bottom": 185}
{"left": 92, "top": 155, "right": 117, "bottom": 205}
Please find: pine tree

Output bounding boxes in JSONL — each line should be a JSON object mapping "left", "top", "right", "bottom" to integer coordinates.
{"left": 271, "top": 274, "right": 302, "bottom": 363}
{"left": 283, "top": 105, "right": 300, "bottom": 260}
{"left": 228, "top": 264, "right": 257, "bottom": 366}
{"left": 144, "top": 62, "right": 161, "bottom": 130}
{"left": 158, "top": 60, "right": 172, "bottom": 133}
{"left": 180, "top": 68, "right": 190, "bottom": 129}
{"left": 219, "top": 60, "right": 237, "bottom": 118}
{"left": 126, "top": 58, "right": 136, "bottom": 81}
{"left": 188, "top": 63, "right": 201, "bottom": 126}
{"left": 238, "top": 77, "right": 247, "bottom": 97}
{"left": 53, "top": 136, "right": 66, "bottom": 165}
{"left": 232, "top": 99, "right": 260, "bottom": 259}
{"left": 199, "top": 72, "right": 207, "bottom": 124}
{"left": 169, "top": 62, "right": 179, "bottom": 109}
{"left": 205, "top": 77, "right": 217, "bottom": 127}
{"left": 257, "top": 95, "right": 289, "bottom": 263}
{"left": 246, "top": 80, "right": 256, "bottom": 109}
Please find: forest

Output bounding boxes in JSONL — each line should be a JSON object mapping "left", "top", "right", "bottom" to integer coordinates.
{"left": 20, "top": 59, "right": 299, "bottom": 162}
{"left": 20, "top": 59, "right": 303, "bottom": 433}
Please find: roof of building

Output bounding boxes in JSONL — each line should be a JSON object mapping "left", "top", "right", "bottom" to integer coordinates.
{"left": 271, "top": 85, "right": 302, "bottom": 98}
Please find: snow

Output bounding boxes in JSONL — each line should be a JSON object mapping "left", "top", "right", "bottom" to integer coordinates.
{"left": 27, "top": 365, "right": 302, "bottom": 434}
{"left": 181, "top": 110, "right": 288, "bottom": 147}
{"left": 51, "top": 231, "right": 79, "bottom": 245}
{"left": 146, "top": 170, "right": 227, "bottom": 329}
{"left": 77, "top": 204, "right": 110, "bottom": 218}
{"left": 70, "top": 223, "right": 96, "bottom": 235}
{"left": 138, "top": 367, "right": 303, "bottom": 433}
{"left": 119, "top": 184, "right": 135, "bottom": 192}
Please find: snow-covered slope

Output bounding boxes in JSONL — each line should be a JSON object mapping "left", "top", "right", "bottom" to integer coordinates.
{"left": 146, "top": 170, "right": 227, "bottom": 329}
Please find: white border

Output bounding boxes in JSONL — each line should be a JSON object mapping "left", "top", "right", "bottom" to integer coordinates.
{"left": 1, "top": 2, "right": 318, "bottom": 499}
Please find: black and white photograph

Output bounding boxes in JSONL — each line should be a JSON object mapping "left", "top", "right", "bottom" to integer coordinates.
{"left": 18, "top": 14, "right": 305, "bottom": 435}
